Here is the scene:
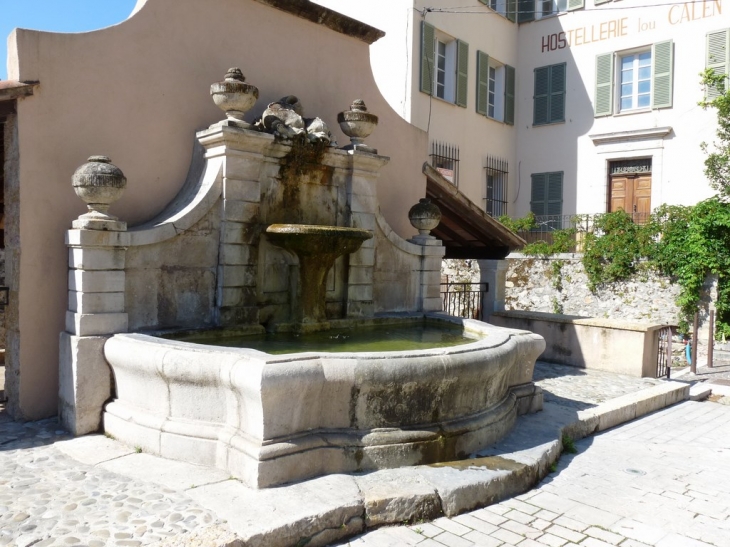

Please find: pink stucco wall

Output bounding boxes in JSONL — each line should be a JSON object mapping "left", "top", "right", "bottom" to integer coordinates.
{"left": 6, "top": 0, "right": 429, "bottom": 419}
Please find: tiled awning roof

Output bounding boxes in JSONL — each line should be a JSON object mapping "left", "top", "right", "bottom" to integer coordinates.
{"left": 423, "top": 163, "right": 525, "bottom": 260}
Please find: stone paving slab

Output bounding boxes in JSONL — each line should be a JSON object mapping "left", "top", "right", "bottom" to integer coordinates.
{"left": 0, "top": 363, "right": 690, "bottom": 547}
{"left": 342, "top": 400, "right": 730, "bottom": 547}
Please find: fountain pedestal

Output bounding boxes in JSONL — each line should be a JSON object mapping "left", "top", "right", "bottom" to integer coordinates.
{"left": 266, "top": 224, "right": 373, "bottom": 331}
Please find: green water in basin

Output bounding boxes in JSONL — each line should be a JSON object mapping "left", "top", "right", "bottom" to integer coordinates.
{"left": 168, "top": 323, "right": 478, "bottom": 355}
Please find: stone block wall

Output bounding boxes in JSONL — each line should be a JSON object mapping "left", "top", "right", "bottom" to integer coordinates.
{"left": 505, "top": 255, "right": 682, "bottom": 324}
{"left": 503, "top": 254, "right": 718, "bottom": 344}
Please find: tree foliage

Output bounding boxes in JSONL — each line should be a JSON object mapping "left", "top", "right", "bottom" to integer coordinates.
{"left": 700, "top": 68, "right": 730, "bottom": 200}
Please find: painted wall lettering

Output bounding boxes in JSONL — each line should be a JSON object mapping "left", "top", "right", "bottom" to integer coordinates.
{"left": 539, "top": 0, "right": 722, "bottom": 52}
{"left": 669, "top": 0, "right": 722, "bottom": 24}
{"left": 541, "top": 18, "right": 628, "bottom": 52}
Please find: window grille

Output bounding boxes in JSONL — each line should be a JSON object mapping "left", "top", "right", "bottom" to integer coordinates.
{"left": 484, "top": 155, "right": 508, "bottom": 218}
{"left": 430, "top": 141, "right": 460, "bottom": 187}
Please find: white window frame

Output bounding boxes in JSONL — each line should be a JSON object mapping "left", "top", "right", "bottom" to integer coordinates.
{"left": 617, "top": 48, "right": 652, "bottom": 113}
{"left": 488, "top": 62, "right": 506, "bottom": 122}
{"left": 434, "top": 34, "right": 457, "bottom": 103}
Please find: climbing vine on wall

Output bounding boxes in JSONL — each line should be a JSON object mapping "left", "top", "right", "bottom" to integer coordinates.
{"left": 648, "top": 199, "right": 730, "bottom": 337}
{"left": 503, "top": 202, "right": 730, "bottom": 337}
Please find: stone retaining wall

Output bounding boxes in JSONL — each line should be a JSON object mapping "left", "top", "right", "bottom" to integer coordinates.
{"left": 505, "top": 254, "right": 683, "bottom": 324}
{"left": 505, "top": 254, "right": 717, "bottom": 329}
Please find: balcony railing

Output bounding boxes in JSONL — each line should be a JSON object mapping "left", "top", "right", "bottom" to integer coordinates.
{"left": 515, "top": 212, "right": 651, "bottom": 249}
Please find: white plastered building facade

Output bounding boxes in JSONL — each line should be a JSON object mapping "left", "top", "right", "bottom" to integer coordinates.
{"left": 315, "top": 0, "right": 728, "bottom": 223}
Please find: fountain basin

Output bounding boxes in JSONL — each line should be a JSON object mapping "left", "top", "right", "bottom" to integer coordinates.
{"left": 103, "top": 315, "right": 545, "bottom": 488}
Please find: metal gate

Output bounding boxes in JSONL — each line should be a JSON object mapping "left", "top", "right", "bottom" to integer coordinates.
{"left": 656, "top": 326, "right": 672, "bottom": 378}
{"left": 440, "top": 282, "right": 488, "bottom": 321}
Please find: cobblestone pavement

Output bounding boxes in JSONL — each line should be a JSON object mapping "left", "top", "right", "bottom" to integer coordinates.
{"left": 340, "top": 400, "right": 730, "bottom": 547}
{"left": 0, "top": 404, "right": 222, "bottom": 546}
{"left": 0, "top": 361, "right": 688, "bottom": 547}
{"left": 532, "top": 362, "right": 663, "bottom": 410}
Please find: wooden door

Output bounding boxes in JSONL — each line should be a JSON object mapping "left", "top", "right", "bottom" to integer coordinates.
{"left": 609, "top": 174, "right": 651, "bottom": 217}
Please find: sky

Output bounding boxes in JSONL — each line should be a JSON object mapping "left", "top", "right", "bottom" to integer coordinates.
{"left": 1, "top": 0, "right": 137, "bottom": 80}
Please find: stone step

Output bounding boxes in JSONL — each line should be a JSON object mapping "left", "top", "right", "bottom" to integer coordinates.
{"left": 55, "top": 380, "right": 689, "bottom": 547}
{"left": 689, "top": 384, "right": 713, "bottom": 401}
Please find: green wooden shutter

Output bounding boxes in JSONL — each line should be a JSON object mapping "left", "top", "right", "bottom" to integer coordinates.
{"left": 518, "top": 0, "right": 534, "bottom": 23}
{"left": 567, "top": 0, "right": 584, "bottom": 11}
{"left": 505, "top": 64, "right": 516, "bottom": 125}
{"left": 546, "top": 172, "right": 564, "bottom": 217}
{"left": 595, "top": 0, "right": 611, "bottom": 5}
{"left": 549, "top": 63, "right": 566, "bottom": 123}
{"left": 507, "top": 0, "right": 517, "bottom": 21}
{"left": 534, "top": 66, "right": 549, "bottom": 125}
{"left": 477, "top": 51, "right": 490, "bottom": 115}
{"left": 652, "top": 40, "right": 673, "bottom": 109}
{"left": 594, "top": 53, "right": 614, "bottom": 117}
{"left": 530, "top": 173, "right": 547, "bottom": 216}
{"left": 706, "top": 29, "right": 729, "bottom": 100}
{"left": 456, "top": 40, "right": 469, "bottom": 107}
{"left": 420, "top": 22, "right": 435, "bottom": 95}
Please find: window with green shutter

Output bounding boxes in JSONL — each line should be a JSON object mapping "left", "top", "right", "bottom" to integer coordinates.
{"left": 595, "top": 42, "right": 674, "bottom": 116}
{"left": 477, "top": 52, "right": 515, "bottom": 124}
{"left": 420, "top": 22, "right": 435, "bottom": 96}
{"left": 518, "top": 0, "right": 534, "bottom": 22}
{"left": 567, "top": 0, "right": 584, "bottom": 11}
{"left": 594, "top": 53, "right": 614, "bottom": 117}
{"left": 479, "top": 0, "right": 517, "bottom": 21}
{"left": 652, "top": 40, "right": 673, "bottom": 109}
{"left": 456, "top": 40, "right": 469, "bottom": 108}
{"left": 531, "top": 172, "right": 564, "bottom": 227}
{"left": 507, "top": 0, "right": 517, "bottom": 21}
{"left": 505, "top": 65, "right": 515, "bottom": 125}
{"left": 534, "top": 63, "right": 566, "bottom": 126}
{"left": 706, "top": 29, "right": 729, "bottom": 100}
{"left": 477, "top": 51, "right": 490, "bottom": 116}
{"left": 420, "top": 24, "right": 468, "bottom": 107}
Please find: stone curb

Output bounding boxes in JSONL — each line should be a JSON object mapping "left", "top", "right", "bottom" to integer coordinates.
{"left": 142, "top": 381, "right": 690, "bottom": 547}
{"left": 55, "top": 382, "right": 689, "bottom": 547}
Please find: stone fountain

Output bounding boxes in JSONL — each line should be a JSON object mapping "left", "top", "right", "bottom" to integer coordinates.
{"left": 61, "top": 69, "right": 545, "bottom": 488}
{"left": 265, "top": 224, "right": 372, "bottom": 329}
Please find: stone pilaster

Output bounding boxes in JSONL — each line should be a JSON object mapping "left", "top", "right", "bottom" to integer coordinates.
{"left": 340, "top": 152, "right": 388, "bottom": 318}
{"left": 409, "top": 235, "right": 446, "bottom": 312}
{"left": 478, "top": 259, "right": 508, "bottom": 317}
{"left": 201, "top": 126, "right": 277, "bottom": 327}
{"left": 60, "top": 229, "right": 129, "bottom": 435}
{"left": 60, "top": 155, "right": 129, "bottom": 435}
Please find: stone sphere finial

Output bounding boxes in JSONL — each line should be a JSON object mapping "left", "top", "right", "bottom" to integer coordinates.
{"left": 211, "top": 67, "right": 259, "bottom": 128}
{"left": 224, "top": 67, "right": 245, "bottom": 82}
{"left": 351, "top": 99, "right": 367, "bottom": 112}
{"left": 71, "top": 155, "right": 127, "bottom": 231}
{"left": 337, "top": 99, "right": 378, "bottom": 154}
{"left": 408, "top": 198, "right": 441, "bottom": 236}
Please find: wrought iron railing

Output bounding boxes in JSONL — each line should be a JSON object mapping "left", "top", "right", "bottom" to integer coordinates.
{"left": 484, "top": 155, "right": 508, "bottom": 218}
{"left": 440, "top": 282, "right": 488, "bottom": 321}
{"left": 430, "top": 141, "right": 460, "bottom": 188}
{"left": 655, "top": 326, "right": 673, "bottom": 378}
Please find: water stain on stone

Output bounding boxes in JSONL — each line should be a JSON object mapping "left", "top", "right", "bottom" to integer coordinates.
{"left": 429, "top": 455, "right": 526, "bottom": 473}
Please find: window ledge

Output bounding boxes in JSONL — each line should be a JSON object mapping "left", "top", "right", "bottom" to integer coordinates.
{"left": 532, "top": 120, "right": 566, "bottom": 127}
{"left": 429, "top": 94, "right": 460, "bottom": 108}
{"left": 589, "top": 126, "right": 673, "bottom": 144}
{"left": 614, "top": 108, "right": 651, "bottom": 117}
{"left": 483, "top": 114, "right": 508, "bottom": 125}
